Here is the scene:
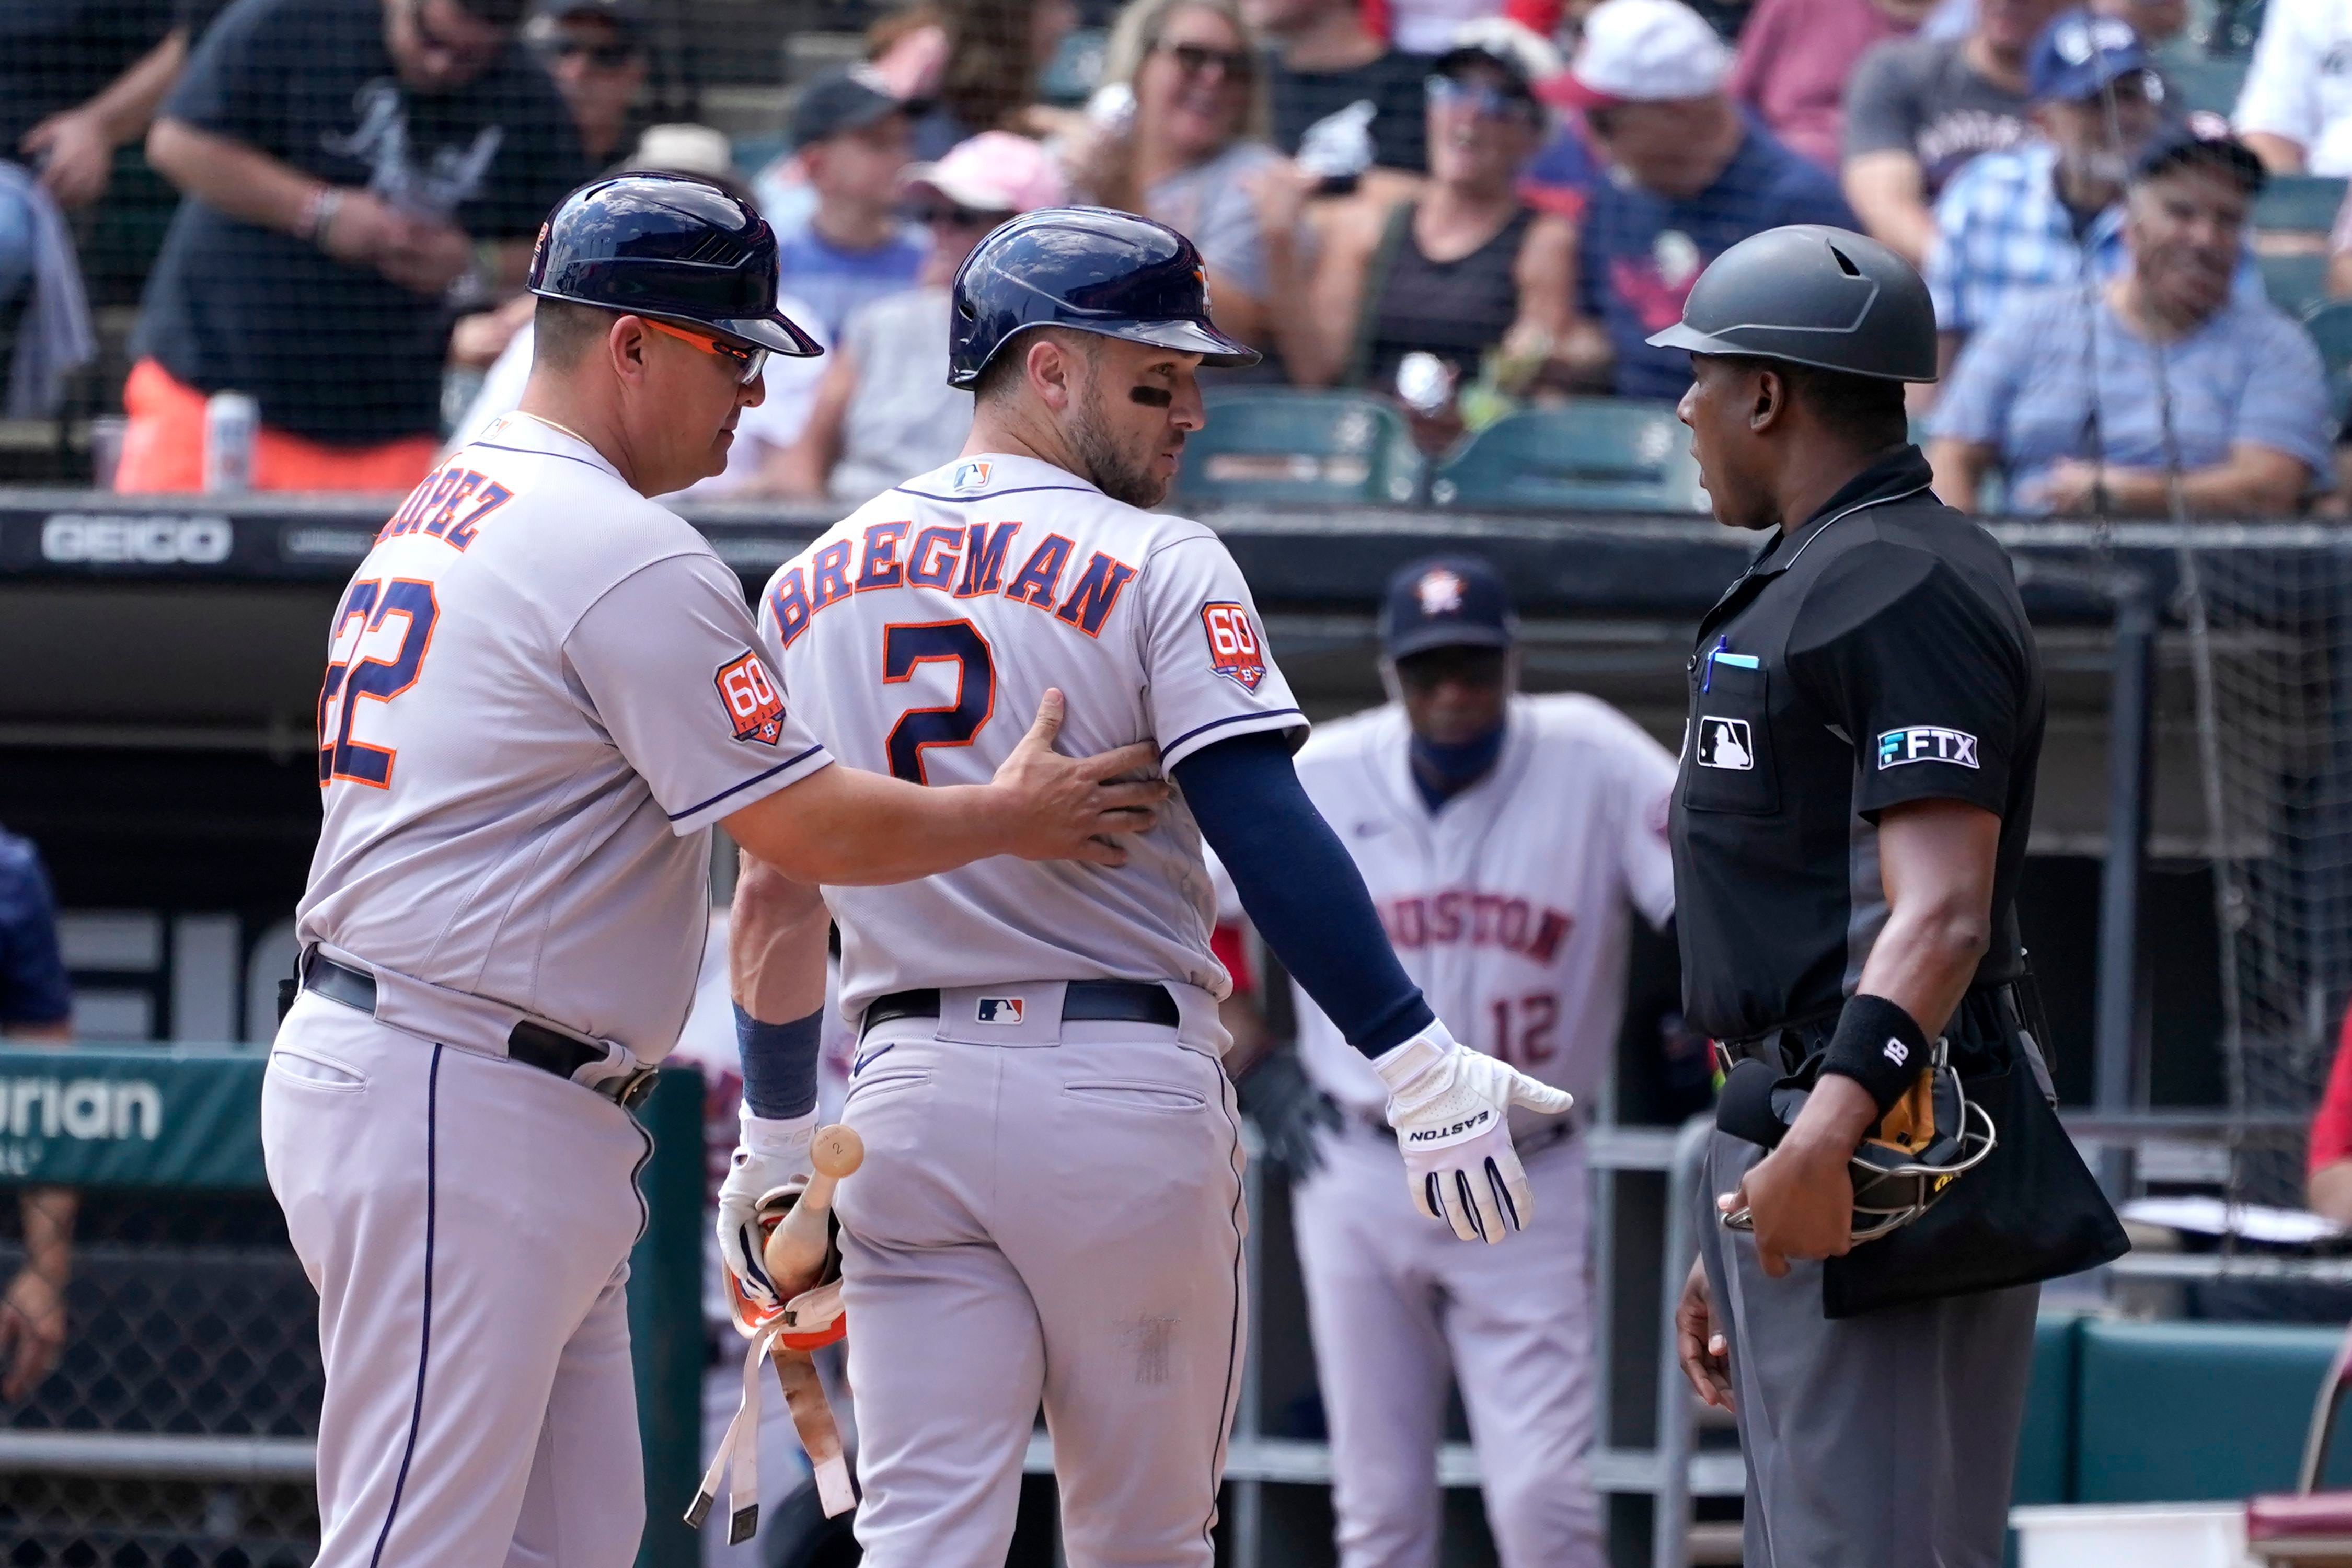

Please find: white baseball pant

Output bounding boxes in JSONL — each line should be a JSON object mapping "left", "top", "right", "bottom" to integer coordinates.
{"left": 263, "top": 991, "right": 651, "bottom": 1568}
{"left": 834, "top": 1016, "right": 1247, "bottom": 1568}
{"left": 1293, "top": 1121, "right": 1603, "bottom": 1568}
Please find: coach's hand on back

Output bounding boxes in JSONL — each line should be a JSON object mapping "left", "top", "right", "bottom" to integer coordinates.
{"left": 991, "top": 689, "right": 1168, "bottom": 867}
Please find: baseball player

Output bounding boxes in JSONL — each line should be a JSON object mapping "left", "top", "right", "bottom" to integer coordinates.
{"left": 264, "top": 172, "right": 1166, "bottom": 1568}
{"left": 1227, "top": 554, "right": 1677, "bottom": 1568}
{"left": 721, "top": 207, "right": 1573, "bottom": 1568}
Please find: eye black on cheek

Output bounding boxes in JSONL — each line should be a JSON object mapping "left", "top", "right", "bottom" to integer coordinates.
{"left": 1129, "top": 385, "right": 1174, "bottom": 408}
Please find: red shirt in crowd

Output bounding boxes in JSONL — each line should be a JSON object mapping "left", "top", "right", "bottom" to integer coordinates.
{"left": 2311, "top": 1001, "right": 2352, "bottom": 1175}
{"left": 1727, "top": 0, "right": 1917, "bottom": 170}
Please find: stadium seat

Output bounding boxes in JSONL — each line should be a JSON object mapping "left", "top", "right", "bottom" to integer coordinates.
{"left": 1039, "top": 28, "right": 1107, "bottom": 106}
{"left": 2257, "top": 176, "right": 2350, "bottom": 237}
{"left": 2014, "top": 1315, "right": 2083, "bottom": 1507}
{"left": 2162, "top": 52, "right": 2251, "bottom": 116}
{"left": 2265, "top": 252, "right": 2334, "bottom": 317}
{"left": 1178, "top": 390, "right": 1424, "bottom": 505}
{"left": 1429, "top": 399, "right": 1705, "bottom": 512}
{"left": 2075, "top": 1319, "right": 2352, "bottom": 1503}
{"left": 2303, "top": 300, "right": 2352, "bottom": 429}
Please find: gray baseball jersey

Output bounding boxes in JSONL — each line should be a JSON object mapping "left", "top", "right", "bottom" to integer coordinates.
{"left": 754, "top": 452, "right": 1308, "bottom": 1023}
{"left": 297, "top": 411, "right": 832, "bottom": 1059}
{"left": 1290, "top": 694, "right": 1679, "bottom": 1119}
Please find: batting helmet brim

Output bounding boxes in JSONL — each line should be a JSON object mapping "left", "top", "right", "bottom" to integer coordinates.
{"left": 1644, "top": 318, "right": 1937, "bottom": 383}
{"left": 706, "top": 311, "right": 826, "bottom": 359}
{"left": 947, "top": 315, "right": 1260, "bottom": 387}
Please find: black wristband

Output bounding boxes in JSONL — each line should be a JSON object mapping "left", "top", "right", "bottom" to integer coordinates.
{"left": 1820, "top": 994, "right": 1931, "bottom": 1119}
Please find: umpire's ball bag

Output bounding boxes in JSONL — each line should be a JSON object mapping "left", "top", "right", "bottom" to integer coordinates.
{"left": 1820, "top": 978, "right": 2128, "bottom": 1319}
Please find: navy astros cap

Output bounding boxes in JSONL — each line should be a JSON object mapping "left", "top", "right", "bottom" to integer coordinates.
{"left": 1380, "top": 555, "right": 1517, "bottom": 660}
{"left": 2027, "top": 10, "right": 2152, "bottom": 104}
{"left": 792, "top": 66, "right": 905, "bottom": 149}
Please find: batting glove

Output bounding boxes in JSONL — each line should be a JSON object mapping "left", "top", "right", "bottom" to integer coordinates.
{"left": 716, "top": 1106, "right": 815, "bottom": 1315}
{"left": 1374, "top": 1022, "right": 1573, "bottom": 1243}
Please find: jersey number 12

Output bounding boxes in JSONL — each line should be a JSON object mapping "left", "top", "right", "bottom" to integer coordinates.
{"left": 883, "top": 620, "right": 995, "bottom": 785}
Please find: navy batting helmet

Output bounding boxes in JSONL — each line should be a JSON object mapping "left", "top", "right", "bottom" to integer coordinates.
{"left": 528, "top": 172, "right": 823, "bottom": 358}
{"left": 948, "top": 206, "right": 1259, "bottom": 389}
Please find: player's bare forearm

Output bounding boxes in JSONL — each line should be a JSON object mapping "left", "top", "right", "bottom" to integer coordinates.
{"left": 145, "top": 118, "right": 322, "bottom": 236}
{"left": 7, "top": 1024, "right": 76, "bottom": 1279}
{"left": 1853, "top": 798, "right": 1999, "bottom": 1037}
{"left": 730, "top": 852, "right": 830, "bottom": 1021}
{"left": 730, "top": 766, "right": 1026, "bottom": 884}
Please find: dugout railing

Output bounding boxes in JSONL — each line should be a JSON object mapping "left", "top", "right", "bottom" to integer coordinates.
{"left": 0, "top": 1043, "right": 707, "bottom": 1568}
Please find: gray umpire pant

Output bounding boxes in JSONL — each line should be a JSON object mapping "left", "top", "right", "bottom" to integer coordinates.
{"left": 1693, "top": 1130, "right": 2039, "bottom": 1568}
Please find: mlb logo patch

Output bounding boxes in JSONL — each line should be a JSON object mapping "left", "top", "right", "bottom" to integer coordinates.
{"left": 951, "top": 459, "right": 993, "bottom": 492}
{"left": 1201, "top": 602, "right": 1266, "bottom": 691}
{"left": 714, "top": 651, "right": 786, "bottom": 745}
{"left": 975, "top": 997, "right": 1024, "bottom": 1025}
{"left": 1877, "top": 726, "right": 1978, "bottom": 770}
{"left": 1695, "top": 717, "right": 1753, "bottom": 770}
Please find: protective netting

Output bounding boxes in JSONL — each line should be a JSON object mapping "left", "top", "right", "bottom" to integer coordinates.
{"left": 2178, "top": 540, "right": 2352, "bottom": 1207}
{"left": 0, "top": 1195, "right": 323, "bottom": 1563}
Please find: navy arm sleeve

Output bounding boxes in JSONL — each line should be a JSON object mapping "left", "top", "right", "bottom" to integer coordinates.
{"left": 1174, "top": 731, "right": 1433, "bottom": 1057}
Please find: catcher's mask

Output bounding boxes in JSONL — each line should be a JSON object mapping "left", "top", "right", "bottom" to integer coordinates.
{"left": 1716, "top": 1040, "right": 1997, "bottom": 1243}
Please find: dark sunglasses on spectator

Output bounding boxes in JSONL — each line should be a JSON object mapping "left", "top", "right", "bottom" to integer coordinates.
{"left": 540, "top": 37, "right": 641, "bottom": 67}
{"left": 1159, "top": 41, "right": 1254, "bottom": 80}
{"left": 912, "top": 203, "right": 1011, "bottom": 229}
{"left": 644, "top": 317, "right": 768, "bottom": 384}
{"left": 1425, "top": 74, "right": 1534, "bottom": 120}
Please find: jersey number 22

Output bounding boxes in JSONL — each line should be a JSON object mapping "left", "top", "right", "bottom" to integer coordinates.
{"left": 318, "top": 577, "right": 439, "bottom": 788}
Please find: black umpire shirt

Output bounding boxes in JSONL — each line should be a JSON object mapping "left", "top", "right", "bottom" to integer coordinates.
{"left": 1668, "top": 445, "right": 2045, "bottom": 1043}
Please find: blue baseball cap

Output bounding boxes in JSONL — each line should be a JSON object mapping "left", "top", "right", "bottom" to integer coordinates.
{"left": 2132, "top": 112, "right": 2267, "bottom": 193}
{"left": 2027, "top": 9, "right": 2153, "bottom": 103}
{"left": 1380, "top": 555, "right": 1517, "bottom": 660}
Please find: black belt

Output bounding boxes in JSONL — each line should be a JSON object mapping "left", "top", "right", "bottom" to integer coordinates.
{"left": 861, "top": 980, "right": 1180, "bottom": 1038}
{"left": 300, "top": 954, "right": 659, "bottom": 1109}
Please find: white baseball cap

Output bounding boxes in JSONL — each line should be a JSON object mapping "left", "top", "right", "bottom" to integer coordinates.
{"left": 1542, "top": 0, "right": 1732, "bottom": 110}
{"left": 900, "top": 131, "right": 1067, "bottom": 216}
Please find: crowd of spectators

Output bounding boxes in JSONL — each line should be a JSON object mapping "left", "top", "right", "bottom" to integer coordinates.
{"left": 7, "top": 0, "right": 2352, "bottom": 510}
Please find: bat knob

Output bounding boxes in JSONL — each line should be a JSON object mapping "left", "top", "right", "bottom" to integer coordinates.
{"left": 810, "top": 1124, "right": 864, "bottom": 1180}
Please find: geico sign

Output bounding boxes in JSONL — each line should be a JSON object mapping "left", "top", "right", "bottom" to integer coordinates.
{"left": 42, "top": 513, "right": 233, "bottom": 564}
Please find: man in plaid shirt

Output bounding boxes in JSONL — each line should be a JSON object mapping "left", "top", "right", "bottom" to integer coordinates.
{"left": 1924, "top": 10, "right": 2162, "bottom": 375}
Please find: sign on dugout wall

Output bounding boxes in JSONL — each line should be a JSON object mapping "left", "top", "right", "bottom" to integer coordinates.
{"left": 0, "top": 1044, "right": 267, "bottom": 1189}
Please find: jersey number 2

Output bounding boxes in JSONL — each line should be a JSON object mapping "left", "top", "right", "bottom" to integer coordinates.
{"left": 883, "top": 620, "right": 995, "bottom": 784}
{"left": 318, "top": 577, "right": 439, "bottom": 788}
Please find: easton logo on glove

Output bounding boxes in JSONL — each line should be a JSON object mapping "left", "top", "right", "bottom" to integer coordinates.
{"left": 1406, "top": 1110, "right": 1492, "bottom": 1143}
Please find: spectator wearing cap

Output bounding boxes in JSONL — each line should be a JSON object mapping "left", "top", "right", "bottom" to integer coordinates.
{"left": 1065, "top": 0, "right": 1318, "bottom": 374}
{"left": 1284, "top": 22, "right": 1572, "bottom": 407}
{"left": 1727, "top": 0, "right": 1934, "bottom": 172}
{"left": 2235, "top": 0, "right": 2352, "bottom": 175}
{"left": 0, "top": 825, "right": 75, "bottom": 1404}
{"left": 1549, "top": 0, "right": 1856, "bottom": 402}
{"left": 1924, "top": 9, "right": 2188, "bottom": 379}
{"left": 755, "top": 131, "right": 1066, "bottom": 503}
{"left": 525, "top": 0, "right": 647, "bottom": 167}
{"left": 1929, "top": 125, "right": 2334, "bottom": 515}
{"left": 771, "top": 67, "right": 930, "bottom": 343}
{"left": 1247, "top": 0, "right": 1435, "bottom": 175}
{"left": 119, "top": 0, "right": 590, "bottom": 492}
{"left": 1842, "top": 0, "right": 2068, "bottom": 266}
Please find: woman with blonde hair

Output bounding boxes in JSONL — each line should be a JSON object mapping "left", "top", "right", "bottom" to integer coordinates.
{"left": 1065, "top": 0, "right": 1309, "bottom": 368}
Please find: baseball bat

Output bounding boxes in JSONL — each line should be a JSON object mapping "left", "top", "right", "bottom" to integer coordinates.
{"left": 763, "top": 1124, "right": 863, "bottom": 1291}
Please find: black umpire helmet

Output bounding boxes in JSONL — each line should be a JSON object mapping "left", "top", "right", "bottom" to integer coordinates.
{"left": 528, "top": 172, "right": 823, "bottom": 358}
{"left": 948, "top": 206, "right": 1259, "bottom": 389}
{"left": 1645, "top": 225, "right": 1935, "bottom": 383}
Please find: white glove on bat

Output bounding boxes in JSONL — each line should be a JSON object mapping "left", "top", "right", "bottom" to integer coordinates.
{"left": 1374, "top": 1022, "right": 1573, "bottom": 1243}
{"left": 716, "top": 1106, "right": 814, "bottom": 1314}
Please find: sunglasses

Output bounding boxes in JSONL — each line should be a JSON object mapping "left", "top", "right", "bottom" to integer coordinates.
{"left": 540, "top": 36, "right": 640, "bottom": 68}
{"left": 1425, "top": 74, "right": 1536, "bottom": 121}
{"left": 644, "top": 317, "right": 768, "bottom": 384}
{"left": 912, "top": 202, "right": 1008, "bottom": 229}
{"left": 1158, "top": 41, "right": 1254, "bottom": 80}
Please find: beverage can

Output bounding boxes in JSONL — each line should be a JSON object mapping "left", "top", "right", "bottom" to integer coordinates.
{"left": 203, "top": 391, "right": 259, "bottom": 494}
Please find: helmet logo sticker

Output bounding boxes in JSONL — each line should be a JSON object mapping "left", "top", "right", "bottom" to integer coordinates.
{"left": 1416, "top": 569, "right": 1466, "bottom": 616}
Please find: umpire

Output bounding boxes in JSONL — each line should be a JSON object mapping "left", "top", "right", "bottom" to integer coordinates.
{"left": 1654, "top": 226, "right": 2054, "bottom": 1565}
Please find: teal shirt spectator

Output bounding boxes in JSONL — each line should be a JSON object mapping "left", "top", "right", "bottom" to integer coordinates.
{"left": 0, "top": 828, "right": 71, "bottom": 1029}
{"left": 1929, "top": 284, "right": 2335, "bottom": 513}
